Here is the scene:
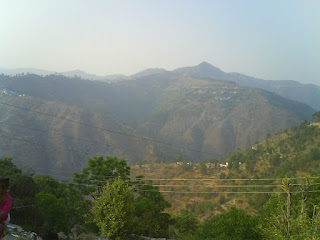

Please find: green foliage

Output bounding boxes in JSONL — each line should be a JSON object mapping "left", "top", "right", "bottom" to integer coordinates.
{"left": 177, "top": 162, "right": 193, "bottom": 172}
{"left": 132, "top": 178, "right": 172, "bottom": 238}
{"left": 219, "top": 195, "right": 227, "bottom": 204}
{"left": 0, "top": 157, "right": 92, "bottom": 237}
{"left": 199, "top": 207, "right": 263, "bottom": 240}
{"left": 219, "top": 172, "right": 226, "bottom": 179}
{"left": 0, "top": 73, "right": 315, "bottom": 169}
{"left": 312, "top": 111, "right": 320, "bottom": 122}
{"left": 0, "top": 157, "right": 22, "bottom": 176}
{"left": 34, "top": 175, "right": 64, "bottom": 196}
{"left": 174, "top": 209, "right": 199, "bottom": 238}
{"left": 0, "top": 158, "right": 38, "bottom": 229}
{"left": 199, "top": 161, "right": 207, "bottom": 174}
{"left": 258, "top": 177, "right": 320, "bottom": 239}
{"left": 4, "top": 153, "right": 320, "bottom": 240}
{"left": 93, "top": 179, "right": 135, "bottom": 240}
{"left": 35, "top": 192, "right": 69, "bottom": 235}
{"left": 258, "top": 194, "right": 287, "bottom": 238}
{"left": 186, "top": 201, "right": 218, "bottom": 217}
{"left": 73, "top": 156, "right": 130, "bottom": 196}
{"left": 33, "top": 175, "right": 91, "bottom": 235}
{"left": 224, "top": 121, "right": 320, "bottom": 178}
{"left": 248, "top": 194, "right": 270, "bottom": 209}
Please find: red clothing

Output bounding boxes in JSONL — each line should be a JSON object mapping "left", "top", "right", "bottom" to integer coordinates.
{"left": 0, "top": 191, "right": 12, "bottom": 238}
{"left": 0, "top": 191, "right": 12, "bottom": 220}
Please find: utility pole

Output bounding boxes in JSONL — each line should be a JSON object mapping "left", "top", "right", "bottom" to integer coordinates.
{"left": 300, "top": 177, "right": 310, "bottom": 217}
{"left": 282, "top": 178, "right": 292, "bottom": 238}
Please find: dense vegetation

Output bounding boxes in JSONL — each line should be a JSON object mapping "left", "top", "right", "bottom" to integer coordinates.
{"left": 226, "top": 114, "right": 320, "bottom": 178}
{"left": 0, "top": 72, "right": 314, "bottom": 169}
{"left": 2, "top": 157, "right": 320, "bottom": 239}
{"left": 0, "top": 94, "right": 174, "bottom": 174}
{"left": 1, "top": 112, "right": 320, "bottom": 239}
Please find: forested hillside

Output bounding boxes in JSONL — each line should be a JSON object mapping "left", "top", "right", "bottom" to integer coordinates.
{"left": 226, "top": 118, "right": 320, "bottom": 178}
{"left": 1, "top": 112, "right": 320, "bottom": 239}
{"left": 0, "top": 94, "right": 176, "bottom": 176}
{"left": 0, "top": 72, "right": 314, "bottom": 166}
{"left": 173, "top": 62, "right": 320, "bottom": 110}
{"left": 131, "top": 113, "right": 320, "bottom": 221}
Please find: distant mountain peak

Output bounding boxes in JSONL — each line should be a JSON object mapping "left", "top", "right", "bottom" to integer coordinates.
{"left": 198, "top": 61, "right": 213, "bottom": 67}
{"left": 196, "top": 61, "right": 224, "bottom": 72}
{"left": 173, "top": 62, "right": 227, "bottom": 80}
{"left": 131, "top": 68, "right": 167, "bottom": 78}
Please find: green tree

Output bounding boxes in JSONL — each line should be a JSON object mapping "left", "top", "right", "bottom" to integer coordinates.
{"left": 133, "top": 178, "right": 172, "bottom": 238}
{"left": 199, "top": 207, "right": 263, "bottom": 240}
{"left": 258, "top": 194, "right": 287, "bottom": 239}
{"left": 33, "top": 175, "right": 91, "bottom": 237}
{"left": 0, "top": 157, "right": 38, "bottom": 230}
{"left": 35, "top": 192, "right": 69, "bottom": 235}
{"left": 174, "top": 209, "right": 199, "bottom": 239}
{"left": 93, "top": 179, "right": 135, "bottom": 240}
{"left": 34, "top": 175, "right": 63, "bottom": 196}
{"left": 258, "top": 180, "right": 320, "bottom": 240}
{"left": 312, "top": 111, "right": 320, "bottom": 122}
{"left": 199, "top": 161, "right": 207, "bottom": 174}
{"left": 73, "top": 156, "right": 130, "bottom": 198}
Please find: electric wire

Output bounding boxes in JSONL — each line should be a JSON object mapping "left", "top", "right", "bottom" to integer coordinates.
{"left": 0, "top": 120, "right": 153, "bottom": 156}
{"left": 0, "top": 117, "right": 199, "bottom": 160}
{"left": 0, "top": 120, "right": 105, "bottom": 145}
{"left": 135, "top": 183, "right": 320, "bottom": 188}
{"left": 18, "top": 168, "right": 320, "bottom": 195}
{"left": 0, "top": 100, "right": 221, "bottom": 157}
{"left": 0, "top": 125, "right": 164, "bottom": 170}
{"left": 0, "top": 134, "right": 77, "bottom": 169}
{"left": 135, "top": 189, "right": 318, "bottom": 194}
{"left": 1, "top": 132, "right": 83, "bottom": 155}
{"left": 26, "top": 170, "right": 320, "bottom": 184}
{"left": 12, "top": 204, "right": 35, "bottom": 210}
{"left": 130, "top": 176, "right": 320, "bottom": 181}
{"left": 33, "top": 170, "right": 74, "bottom": 180}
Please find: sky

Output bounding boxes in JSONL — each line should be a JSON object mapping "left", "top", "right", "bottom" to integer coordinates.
{"left": 0, "top": 0, "right": 319, "bottom": 84}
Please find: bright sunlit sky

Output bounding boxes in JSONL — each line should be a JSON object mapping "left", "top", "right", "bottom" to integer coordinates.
{"left": 1, "top": 0, "right": 319, "bottom": 84}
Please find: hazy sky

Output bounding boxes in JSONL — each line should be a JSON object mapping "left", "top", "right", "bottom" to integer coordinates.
{"left": 1, "top": 0, "right": 319, "bottom": 84}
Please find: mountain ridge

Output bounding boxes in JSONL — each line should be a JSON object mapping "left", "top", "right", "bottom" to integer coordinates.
{"left": 2, "top": 62, "right": 319, "bottom": 109}
{"left": 0, "top": 65, "right": 317, "bottom": 172}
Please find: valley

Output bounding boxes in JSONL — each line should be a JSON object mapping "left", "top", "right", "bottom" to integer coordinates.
{"left": 0, "top": 63, "right": 317, "bottom": 176}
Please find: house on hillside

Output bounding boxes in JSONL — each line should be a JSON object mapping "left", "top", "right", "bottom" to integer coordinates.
{"left": 220, "top": 162, "right": 229, "bottom": 168}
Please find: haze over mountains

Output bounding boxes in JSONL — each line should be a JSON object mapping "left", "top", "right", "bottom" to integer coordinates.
{"left": 0, "top": 62, "right": 318, "bottom": 176}
{"left": 2, "top": 62, "right": 319, "bottom": 110}
{"left": 0, "top": 67, "right": 129, "bottom": 82}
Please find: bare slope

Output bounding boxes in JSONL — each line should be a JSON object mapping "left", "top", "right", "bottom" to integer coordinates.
{"left": 0, "top": 73, "right": 314, "bottom": 162}
{"left": 0, "top": 94, "right": 176, "bottom": 177}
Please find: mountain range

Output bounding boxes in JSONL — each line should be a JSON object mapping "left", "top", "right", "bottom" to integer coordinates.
{"left": 2, "top": 62, "right": 319, "bottom": 110}
{"left": 0, "top": 62, "right": 318, "bottom": 177}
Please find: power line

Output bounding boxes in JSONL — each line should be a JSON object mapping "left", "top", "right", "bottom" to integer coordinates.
{"left": 0, "top": 133, "right": 82, "bottom": 170}
{"left": 0, "top": 120, "right": 106, "bottom": 145}
{"left": 0, "top": 120, "right": 166, "bottom": 159}
{"left": 32, "top": 170, "right": 74, "bottom": 180}
{"left": 0, "top": 126, "right": 164, "bottom": 169}
{"left": 12, "top": 204, "right": 35, "bottom": 210}
{"left": 137, "top": 184, "right": 292, "bottom": 188}
{"left": 0, "top": 100, "right": 221, "bottom": 157}
{"left": 84, "top": 179, "right": 320, "bottom": 187}
{"left": 131, "top": 176, "right": 320, "bottom": 181}
{"left": 1, "top": 132, "right": 83, "bottom": 155}
{"left": 27, "top": 167, "right": 320, "bottom": 184}
{"left": 31, "top": 166, "right": 76, "bottom": 174}
{"left": 15, "top": 169, "right": 320, "bottom": 195}
{"left": 135, "top": 189, "right": 320, "bottom": 194}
